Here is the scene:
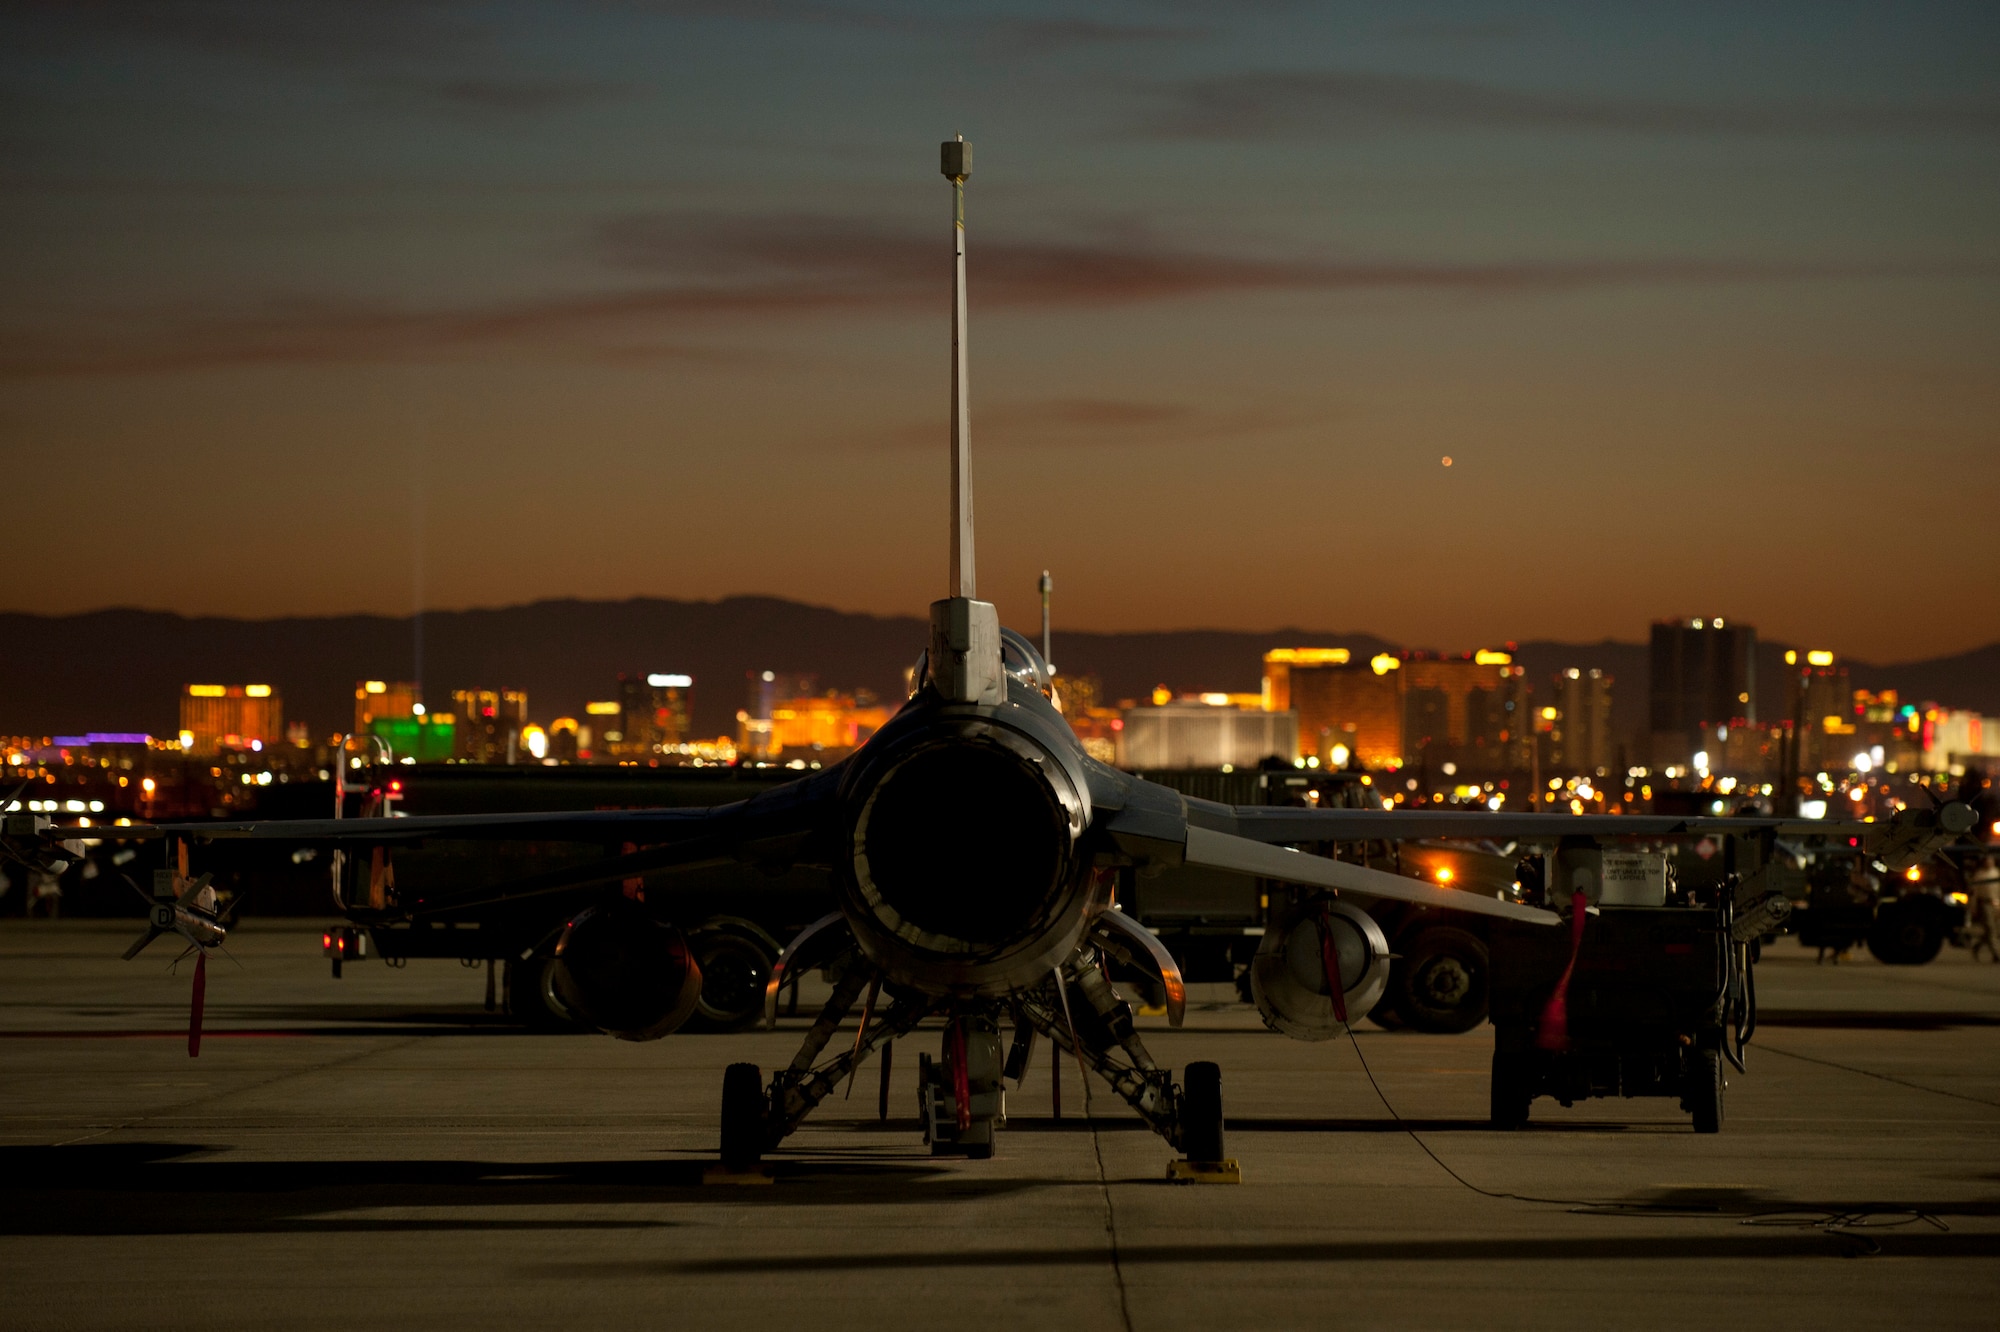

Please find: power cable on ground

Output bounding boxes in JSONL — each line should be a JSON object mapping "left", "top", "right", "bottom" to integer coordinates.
{"left": 1336, "top": 1026, "right": 1947, "bottom": 1241}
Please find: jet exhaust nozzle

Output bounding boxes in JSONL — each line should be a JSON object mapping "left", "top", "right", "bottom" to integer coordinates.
{"left": 843, "top": 720, "right": 1097, "bottom": 996}
{"left": 553, "top": 902, "right": 703, "bottom": 1042}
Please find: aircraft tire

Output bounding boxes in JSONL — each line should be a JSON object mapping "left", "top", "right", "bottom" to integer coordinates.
{"left": 1866, "top": 902, "right": 1945, "bottom": 966}
{"left": 1687, "top": 1047, "right": 1723, "bottom": 1134}
{"left": 720, "top": 1062, "right": 768, "bottom": 1169}
{"left": 684, "top": 923, "right": 781, "bottom": 1032}
{"left": 1489, "top": 1049, "right": 1531, "bottom": 1129}
{"left": 504, "top": 956, "right": 589, "bottom": 1033}
{"left": 1390, "top": 927, "right": 1490, "bottom": 1034}
{"left": 1179, "top": 1061, "right": 1225, "bottom": 1162}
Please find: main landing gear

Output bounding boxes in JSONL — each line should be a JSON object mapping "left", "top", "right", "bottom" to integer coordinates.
{"left": 715, "top": 936, "right": 1232, "bottom": 1178}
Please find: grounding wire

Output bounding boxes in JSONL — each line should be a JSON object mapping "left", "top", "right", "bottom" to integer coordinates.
{"left": 1336, "top": 1023, "right": 1947, "bottom": 1236}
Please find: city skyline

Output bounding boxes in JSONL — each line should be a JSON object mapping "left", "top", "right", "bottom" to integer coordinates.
{"left": 7, "top": 593, "right": 1997, "bottom": 751}
{"left": 5, "top": 3, "right": 1997, "bottom": 662}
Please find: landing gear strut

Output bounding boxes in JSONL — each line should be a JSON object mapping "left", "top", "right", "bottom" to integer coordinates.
{"left": 712, "top": 939, "right": 1230, "bottom": 1177}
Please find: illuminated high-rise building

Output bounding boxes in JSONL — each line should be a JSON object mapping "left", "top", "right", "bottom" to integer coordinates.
{"left": 1551, "top": 668, "right": 1614, "bottom": 777}
{"left": 1649, "top": 617, "right": 1756, "bottom": 768}
{"left": 451, "top": 688, "right": 528, "bottom": 763}
{"left": 765, "top": 691, "right": 891, "bottom": 758}
{"left": 178, "top": 684, "right": 282, "bottom": 757}
{"left": 1399, "top": 650, "right": 1529, "bottom": 778}
{"left": 1053, "top": 673, "right": 1118, "bottom": 764}
{"left": 1781, "top": 648, "right": 1849, "bottom": 772}
{"left": 1117, "top": 700, "right": 1298, "bottom": 770}
{"left": 737, "top": 671, "right": 815, "bottom": 762}
{"left": 1262, "top": 648, "right": 1401, "bottom": 768}
{"left": 614, "top": 673, "right": 691, "bottom": 758}
{"left": 580, "top": 700, "right": 621, "bottom": 760}
{"left": 353, "top": 680, "right": 421, "bottom": 734}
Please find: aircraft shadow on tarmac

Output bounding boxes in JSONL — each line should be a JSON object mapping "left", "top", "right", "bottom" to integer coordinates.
{"left": 1219, "top": 1117, "right": 1641, "bottom": 1134}
{"left": 35, "top": 1005, "right": 2000, "bottom": 1035}
{"left": 823, "top": 1114, "right": 1648, "bottom": 1138}
{"left": 532, "top": 1186, "right": 2000, "bottom": 1275}
{"left": 0, "top": 1143, "right": 1046, "bottom": 1236}
{"left": 1755, "top": 1009, "right": 2000, "bottom": 1031}
{"left": 202, "top": 1004, "right": 512, "bottom": 1026}
{"left": 540, "top": 1231, "right": 2000, "bottom": 1275}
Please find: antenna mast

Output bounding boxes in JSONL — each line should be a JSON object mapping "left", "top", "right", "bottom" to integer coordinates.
{"left": 925, "top": 137, "right": 1004, "bottom": 706}
{"left": 943, "top": 135, "right": 973, "bottom": 599}
{"left": 1039, "top": 570, "right": 1053, "bottom": 670}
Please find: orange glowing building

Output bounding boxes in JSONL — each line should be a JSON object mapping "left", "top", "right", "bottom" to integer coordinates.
{"left": 764, "top": 688, "right": 892, "bottom": 752}
{"left": 178, "top": 684, "right": 283, "bottom": 756}
{"left": 354, "top": 679, "right": 421, "bottom": 734}
{"left": 1262, "top": 648, "right": 1402, "bottom": 768}
{"left": 1399, "top": 650, "right": 1529, "bottom": 777}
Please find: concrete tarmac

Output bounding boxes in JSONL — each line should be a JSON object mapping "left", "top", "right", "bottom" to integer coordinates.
{"left": 2, "top": 920, "right": 1996, "bottom": 1330}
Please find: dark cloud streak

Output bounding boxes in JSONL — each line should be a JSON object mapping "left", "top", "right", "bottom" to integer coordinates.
{"left": 1151, "top": 68, "right": 2000, "bottom": 139}
{"left": 598, "top": 212, "right": 1917, "bottom": 305}
{"left": 425, "top": 76, "right": 625, "bottom": 114}
{"left": 615, "top": 1, "right": 1200, "bottom": 50}
{"left": 856, "top": 397, "right": 1304, "bottom": 453}
{"left": 14, "top": 2, "right": 614, "bottom": 121}
{"left": 0, "top": 215, "right": 1939, "bottom": 378}
{"left": 13, "top": 0, "right": 483, "bottom": 67}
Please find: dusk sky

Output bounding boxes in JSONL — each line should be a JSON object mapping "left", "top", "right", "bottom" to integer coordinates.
{"left": 5, "top": 2, "right": 1996, "bottom": 662}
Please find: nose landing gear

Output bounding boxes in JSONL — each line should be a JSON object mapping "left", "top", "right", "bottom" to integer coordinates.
{"left": 920, "top": 1016, "right": 1004, "bottom": 1157}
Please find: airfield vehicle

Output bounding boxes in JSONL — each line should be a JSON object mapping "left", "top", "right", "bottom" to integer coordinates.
{"left": 321, "top": 759, "right": 819, "bottom": 1031}
{"left": 1785, "top": 847, "right": 1972, "bottom": 965}
{"left": 1488, "top": 842, "right": 1741, "bottom": 1132}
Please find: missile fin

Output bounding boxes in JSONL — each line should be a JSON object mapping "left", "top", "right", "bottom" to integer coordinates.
{"left": 122, "top": 926, "right": 166, "bottom": 961}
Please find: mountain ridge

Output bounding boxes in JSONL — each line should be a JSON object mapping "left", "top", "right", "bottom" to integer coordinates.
{"left": 3, "top": 597, "right": 1994, "bottom": 749}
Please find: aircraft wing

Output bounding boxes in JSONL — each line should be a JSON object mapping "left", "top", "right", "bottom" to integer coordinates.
{"left": 86, "top": 807, "right": 722, "bottom": 844}
{"left": 1093, "top": 768, "right": 1976, "bottom": 916}
{"left": 1210, "top": 798, "right": 1977, "bottom": 873}
{"left": 1182, "top": 825, "right": 1559, "bottom": 924}
{"left": 6, "top": 767, "right": 844, "bottom": 915}
{"left": 1092, "top": 772, "right": 1560, "bottom": 925}
{"left": 1227, "top": 807, "right": 1828, "bottom": 842}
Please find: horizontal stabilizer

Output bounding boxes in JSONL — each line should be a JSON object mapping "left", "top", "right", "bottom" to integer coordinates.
{"left": 1182, "top": 826, "right": 1558, "bottom": 926}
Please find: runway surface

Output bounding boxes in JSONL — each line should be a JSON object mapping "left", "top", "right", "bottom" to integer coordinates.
{"left": 2, "top": 920, "right": 1996, "bottom": 1330}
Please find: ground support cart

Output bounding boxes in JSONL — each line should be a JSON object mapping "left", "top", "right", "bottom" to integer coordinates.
{"left": 1488, "top": 905, "right": 1733, "bottom": 1133}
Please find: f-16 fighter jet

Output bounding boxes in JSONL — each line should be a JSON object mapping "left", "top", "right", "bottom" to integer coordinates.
{"left": 4, "top": 141, "right": 1970, "bottom": 1174}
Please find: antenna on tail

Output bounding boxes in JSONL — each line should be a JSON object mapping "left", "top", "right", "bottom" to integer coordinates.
{"left": 1039, "top": 570, "right": 1053, "bottom": 671}
{"left": 927, "top": 137, "right": 1005, "bottom": 705}
{"left": 944, "top": 135, "right": 974, "bottom": 599}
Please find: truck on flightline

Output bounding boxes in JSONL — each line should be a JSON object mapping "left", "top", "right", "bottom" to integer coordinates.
{"left": 323, "top": 762, "right": 826, "bottom": 1031}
